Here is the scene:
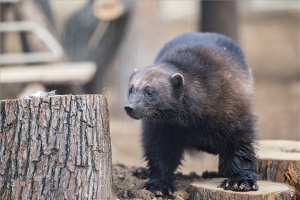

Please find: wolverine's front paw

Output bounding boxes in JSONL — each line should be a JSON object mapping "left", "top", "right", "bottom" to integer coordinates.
{"left": 143, "top": 179, "right": 175, "bottom": 196}
{"left": 218, "top": 178, "right": 258, "bottom": 191}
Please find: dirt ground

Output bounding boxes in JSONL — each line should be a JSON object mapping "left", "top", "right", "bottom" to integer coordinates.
{"left": 112, "top": 164, "right": 218, "bottom": 200}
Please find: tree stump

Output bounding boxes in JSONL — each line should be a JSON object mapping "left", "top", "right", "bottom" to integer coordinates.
{"left": 256, "top": 140, "right": 300, "bottom": 199}
{"left": 0, "top": 94, "right": 112, "bottom": 199}
{"left": 187, "top": 178, "right": 296, "bottom": 200}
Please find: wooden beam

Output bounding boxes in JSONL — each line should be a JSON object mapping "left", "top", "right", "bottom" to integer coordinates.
{"left": 0, "top": 62, "right": 96, "bottom": 84}
{"left": 14, "top": 0, "right": 58, "bottom": 52}
{"left": 0, "top": 21, "right": 65, "bottom": 64}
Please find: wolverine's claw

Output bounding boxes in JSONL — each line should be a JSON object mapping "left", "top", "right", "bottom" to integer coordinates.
{"left": 219, "top": 178, "right": 258, "bottom": 191}
{"left": 143, "top": 179, "right": 175, "bottom": 197}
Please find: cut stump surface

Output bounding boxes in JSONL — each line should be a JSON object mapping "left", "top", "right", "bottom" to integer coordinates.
{"left": 188, "top": 178, "right": 296, "bottom": 200}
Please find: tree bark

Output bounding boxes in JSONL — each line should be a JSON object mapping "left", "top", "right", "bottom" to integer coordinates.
{"left": 187, "top": 178, "right": 296, "bottom": 200}
{"left": 0, "top": 94, "right": 112, "bottom": 199}
{"left": 256, "top": 140, "right": 300, "bottom": 199}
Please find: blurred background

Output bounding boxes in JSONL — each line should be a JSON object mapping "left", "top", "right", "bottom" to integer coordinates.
{"left": 0, "top": 0, "right": 299, "bottom": 174}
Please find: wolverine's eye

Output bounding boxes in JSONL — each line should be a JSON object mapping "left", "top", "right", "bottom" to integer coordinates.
{"left": 128, "top": 85, "right": 134, "bottom": 95}
{"left": 144, "top": 87, "right": 155, "bottom": 97}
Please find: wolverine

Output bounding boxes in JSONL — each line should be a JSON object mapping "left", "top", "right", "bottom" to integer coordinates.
{"left": 124, "top": 33, "right": 258, "bottom": 195}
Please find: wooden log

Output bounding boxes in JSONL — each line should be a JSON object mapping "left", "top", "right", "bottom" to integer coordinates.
{"left": 187, "top": 178, "right": 296, "bottom": 200}
{"left": 93, "top": 0, "right": 125, "bottom": 21}
{"left": 0, "top": 94, "right": 112, "bottom": 199}
{"left": 256, "top": 140, "right": 300, "bottom": 199}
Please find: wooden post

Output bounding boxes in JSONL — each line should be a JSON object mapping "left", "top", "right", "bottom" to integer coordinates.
{"left": 187, "top": 178, "right": 296, "bottom": 200}
{"left": 256, "top": 140, "right": 300, "bottom": 199}
{"left": 200, "top": 1, "right": 238, "bottom": 42}
{"left": 0, "top": 94, "right": 112, "bottom": 199}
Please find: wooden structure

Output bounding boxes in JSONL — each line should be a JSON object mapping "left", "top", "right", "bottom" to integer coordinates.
{"left": 0, "top": 0, "right": 132, "bottom": 98}
{"left": 0, "top": 1, "right": 96, "bottom": 96}
{"left": 0, "top": 62, "right": 96, "bottom": 85}
{"left": 0, "top": 21, "right": 64, "bottom": 65}
{"left": 188, "top": 178, "right": 296, "bottom": 200}
{"left": 0, "top": 94, "right": 112, "bottom": 199}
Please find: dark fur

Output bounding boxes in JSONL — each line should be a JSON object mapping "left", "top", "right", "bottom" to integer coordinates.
{"left": 125, "top": 33, "right": 258, "bottom": 195}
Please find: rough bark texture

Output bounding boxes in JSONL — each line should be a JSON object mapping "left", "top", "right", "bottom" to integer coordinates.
{"left": 0, "top": 94, "right": 112, "bottom": 199}
{"left": 256, "top": 140, "right": 300, "bottom": 199}
{"left": 187, "top": 178, "right": 296, "bottom": 200}
{"left": 257, "top": 159, "right": 300, "bottom": 184}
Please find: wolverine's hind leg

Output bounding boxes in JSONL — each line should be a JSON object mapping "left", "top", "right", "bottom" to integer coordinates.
{"left": 218, "top": 142, "right": 258, "bottom": 191}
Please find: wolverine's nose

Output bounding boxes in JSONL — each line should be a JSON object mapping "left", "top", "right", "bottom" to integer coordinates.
{"left": 124, "top": 106, "right": 134, "bottom": 114}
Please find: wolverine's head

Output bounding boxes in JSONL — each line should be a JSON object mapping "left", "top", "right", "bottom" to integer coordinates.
{"left": 124, "top": 65, "right": 185, "bottom": 120}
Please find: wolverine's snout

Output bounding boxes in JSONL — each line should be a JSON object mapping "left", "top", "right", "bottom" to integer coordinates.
{"left": 124, "top": 105, "right": 134, "bottom": 114}
{"left": 124, "top": 102, "right": 143, "bottom": 120}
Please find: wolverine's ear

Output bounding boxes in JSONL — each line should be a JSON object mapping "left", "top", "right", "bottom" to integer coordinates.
{"left": 129, "top": 68, "right": 138, "bottom": 81}
{"left": 171, "top": 73, "right": 185, "bottom": 87}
